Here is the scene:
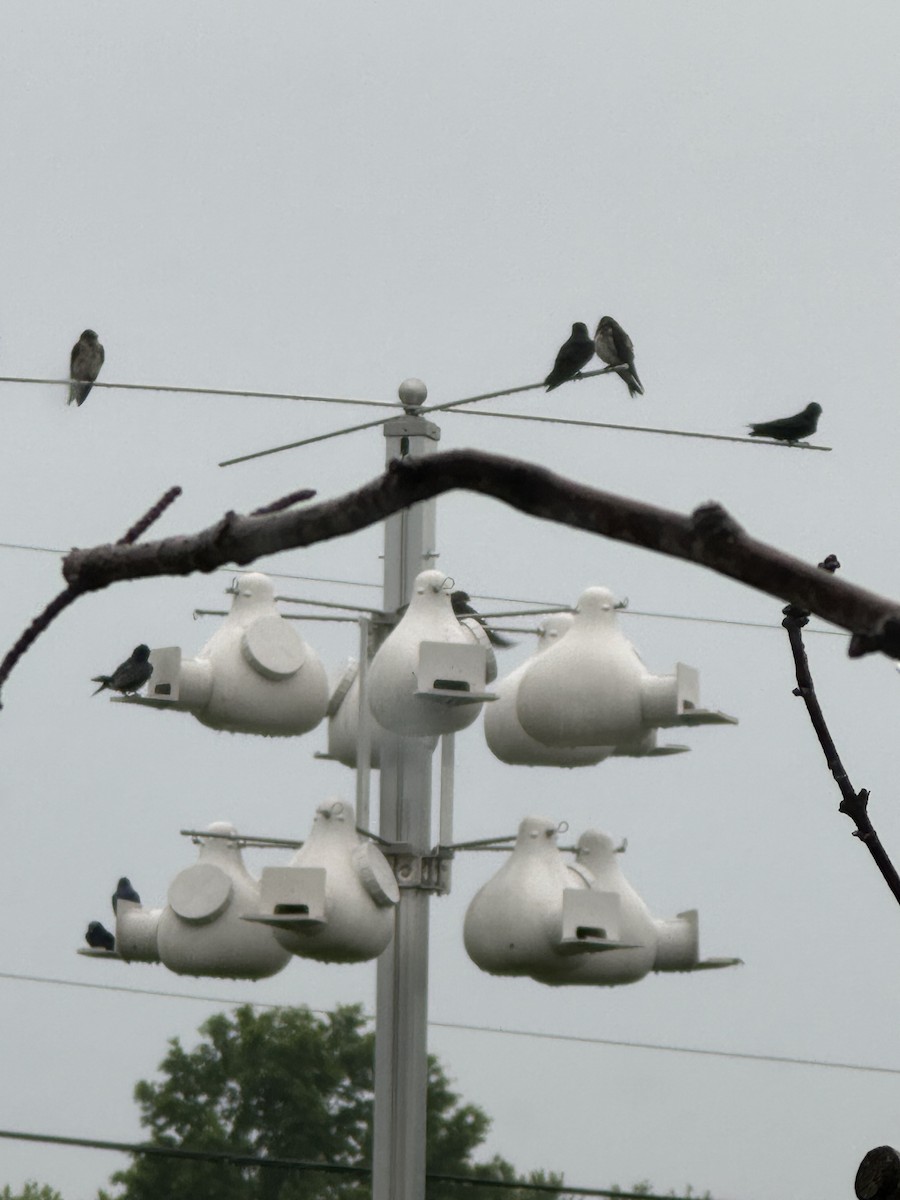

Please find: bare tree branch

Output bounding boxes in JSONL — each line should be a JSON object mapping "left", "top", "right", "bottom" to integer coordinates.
{"left": 0, "top": 486, "right": 184, "bottom": 706}
{"left": 60, "top": 450, "right": 900, "bottom": 649}
{"left": 6, "top": 449, "right": 900, "bottom": 706}
{"left": 117, "top": 485, "right": 182, "bottom": 545}
{"left": 783, "top": 591, "right": 900, "bottom": 909}
{"left": 250, "top": 487, "right": 317, "bottom": 517}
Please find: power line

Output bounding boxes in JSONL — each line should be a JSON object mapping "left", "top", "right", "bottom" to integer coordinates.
{"left": 0, "top": 539, "right": 845, "bottom": 638}
{"left": 0, "top": 369, "right": 831, "bottom": 462}
{"left": 0, "top": 542, "right": 384, "bottom": 589}
{"left": 217, "top": 370, "right": 829, "bottom": 466}
{"left": 445, "top": 406, "right": 832, "bottom": 451}
{"left": 0, "top": 375, "right": 400, "bottom": 411}
{"left": 0, "top": 1126, "right": 722, "bottom": 1198}
{"left": 0, "top": 969, "right": 894, "bottom": 1077}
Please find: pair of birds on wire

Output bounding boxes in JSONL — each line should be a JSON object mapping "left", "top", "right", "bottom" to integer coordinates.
{"left": 544, "top": 316, "right": 822, "bottom": 444}
{"left": 84, "top": 877, "right": 142, "bottom": 951}
{"left": 545, "top": 316, "right": 643, "bottom": 398}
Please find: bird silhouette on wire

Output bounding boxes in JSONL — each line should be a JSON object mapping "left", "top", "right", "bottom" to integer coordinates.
{"left": 85, "top": 921, "right": 115, "bottom": 951}
{"left": 748, "top": 402, "right": 822, "bottom": 444}
{"left": 91, "top": 644, "right": 153, "bottom": 696}
{"left": 111, "top": 877, "right": 140, "bottom": 914}
{"left": 68, "top": 330, "right": 105, "bottom": 407}
{"left": 451, "top": 590, "right": 515, "bottom": 648}
{"left": 593, "top": 316, "right": 643, "bottom": 397}
{"left": 543, "top": 322, "right": 595, "bottom": 391}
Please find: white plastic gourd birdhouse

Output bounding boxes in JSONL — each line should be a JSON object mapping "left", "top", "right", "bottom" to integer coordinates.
{"left": 367, "top": 570, "right": 494, "bottom": 737}
{"left": 575, "top": 831, "right": 742, "bottom": 976}
{"left": 515, "top": 586, "right": 736, "bottom": 750}
{"left": 546, "top": 829, "right": 662, "bottom": 986}
{"left": 114, "top": 899, "right": 163, "bottom": 965}
{"left": 325, "top": 661, "right": 440, "bottom": 769}
{"left": 155, "top": 822, "right": 291, "bottom": 980}
{"left": 464, "top": 820, "right": 741, "bottom": 988}
{"left": 455, "top": 615, "right": 499, "bottom": 684}
{"left": 463, "top": 816, "right": 601, "bottom": 982}
{"left": 325, "top": 661, "right": 380, "bottom": 768}
{"left": 130, "top": 573, "right": 329, "bottom": 737}
{"left": 484, "top": 615, "right": 614, "bottom": 767}
{"left": 250, "top": 800, "right": 398, "bottom": 963}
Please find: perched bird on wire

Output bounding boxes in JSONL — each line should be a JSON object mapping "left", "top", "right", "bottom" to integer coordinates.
{"left": 544, "top": 322, "right": 595, "bottom": 392}
{"left": 112, "top": 877, "right": 141, "bottom": 914}
{"left": 451, "top": 590, "right": 515, "bottom": 649}
{"left": 748, "top": 402, "right": 822, "bottom": 444}
{"left": 85, "top": 921, "right": 115, "bottom": 951}
{"left": 91, "top": 644, "right": 153, "bottom": 696}
{"left": 67, "top": 329, "right": 105, "bottom": 406}
{"left": 593, "top": 316, "right": 643, "bottom": 397}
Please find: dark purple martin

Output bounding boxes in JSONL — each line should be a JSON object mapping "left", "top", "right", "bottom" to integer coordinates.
{"left": 544, "top": 322, "right": 595, "bottom": 392}
{"left": 748, "top": 402, "right": 822, "bottom": 443}
{"left": 68, "top": 329, "right": 105, "bottom": 406}
{"left": 112, "top": 877, "right": 140, "bottom": 914}
{"left": 85, "top": 921, "right": 115, "bottom": 951}
{"left": 451, "top": 590, "right": 515, "bottom": 649}
{"left": 593, "top": 316, "right": 643, "bottom": 397}
{"left": 91, "top": 644, "right": 153, "bottom": 696}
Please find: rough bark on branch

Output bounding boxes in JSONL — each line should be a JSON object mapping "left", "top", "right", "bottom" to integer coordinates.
{"left": 57, "top": 450, "right": 900, "bottom": 657}
{"left": 783, "top": 606, "right": 900, "bottom": 908}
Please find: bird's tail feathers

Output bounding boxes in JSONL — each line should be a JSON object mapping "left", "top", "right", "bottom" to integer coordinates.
{"left": 489, "top": 631, "right": 517, "bottom": 649}
{"left": 91, "top": 676, "right": 111, "bottom": 695}
{"left": 618, "top": 366, "right": 643, "bottom": 397}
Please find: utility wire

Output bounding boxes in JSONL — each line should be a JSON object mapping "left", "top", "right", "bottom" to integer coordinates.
{"left": 446, "top": 406, "right": 832, "bottom": 451}
{"left": 0, "top": 538, "right": 846, "bottom": 638}
{"left": 217, "top": 369, "right": 829, "bottom": 466}
{"left": 0, "top": 969, "right": 894, "bottom": 1078}
{"left": 0, "top": 370, "right": 831, "bottom": 461}
{"left": 0, "top": 375, "right": 400, "bottom": 410}
{"left": 0, "top": 1126, "right": 723, "bottom": 1198}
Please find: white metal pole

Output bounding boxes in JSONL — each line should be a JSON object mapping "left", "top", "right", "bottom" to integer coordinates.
{"left": 355, "top": 615, "right": 372, "bottom": 831}
{"left": 372, "top": 386, "right": 441, "bottom": 1200}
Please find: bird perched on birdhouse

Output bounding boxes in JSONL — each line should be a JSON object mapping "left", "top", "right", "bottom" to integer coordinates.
{"left": 92, "top": 646, "right": 153, "bottom": 696}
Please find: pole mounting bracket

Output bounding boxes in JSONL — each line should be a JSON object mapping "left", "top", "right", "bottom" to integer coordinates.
{"left": 382, "top": 844, "right": 453, "bottom": 895}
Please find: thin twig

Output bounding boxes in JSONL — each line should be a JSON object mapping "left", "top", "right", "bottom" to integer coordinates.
{"left": 0, "top": 486, "right": 183, "bottom": 707}
{"left": 118, "top": 486, "right": 183, "bottom": 545}
{"left": 782, "top": 571, "right": 900, "bottom": 908}
{"left": 0, "top": 587, "right": 84, "bottom": 710}
{"left": 251, "top": 488, "right": 317, "bottom": 516}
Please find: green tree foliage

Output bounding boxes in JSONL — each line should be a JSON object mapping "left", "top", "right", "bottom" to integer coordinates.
{"left": 104, "top": 1004, "right": 562, "bottom": 1200}
{"left": 0, "top": 1184, "right": 64, "bottom": 1200}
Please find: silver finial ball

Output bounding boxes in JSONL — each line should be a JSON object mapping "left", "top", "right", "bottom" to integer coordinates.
{"left": 398, "top": 378, "right": 428, "bottom": 411}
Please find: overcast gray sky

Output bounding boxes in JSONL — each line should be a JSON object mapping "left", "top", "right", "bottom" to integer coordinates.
{"left": 2, "top": 3, "right": 900, "bottom": 1197}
